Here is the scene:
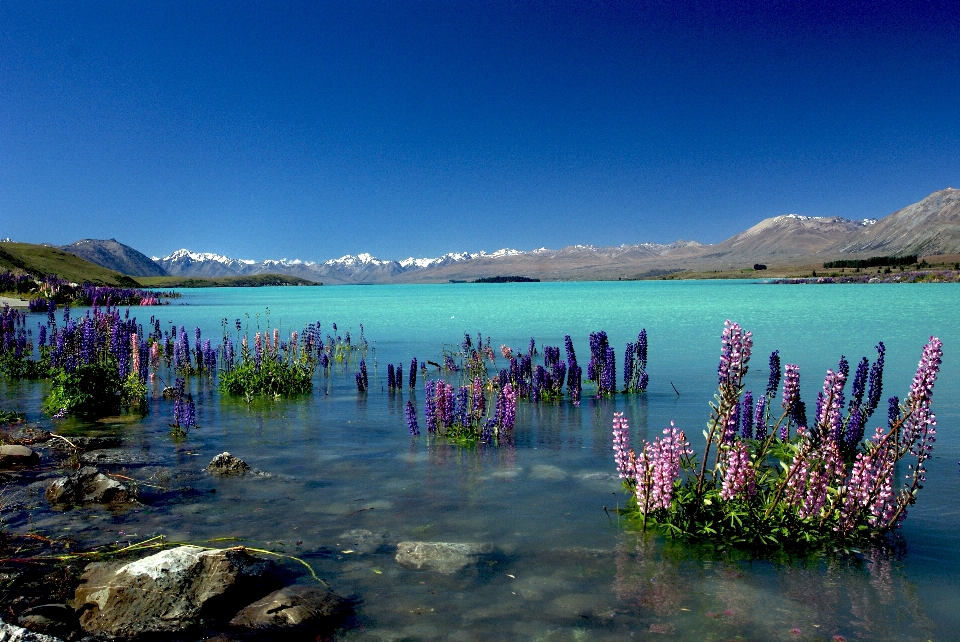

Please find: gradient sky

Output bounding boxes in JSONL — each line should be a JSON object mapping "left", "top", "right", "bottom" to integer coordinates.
{"left": 2, "top": 1, "right": 958, "bottom": 261}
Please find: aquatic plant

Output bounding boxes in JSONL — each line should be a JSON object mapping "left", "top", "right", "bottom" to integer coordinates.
{"left": 218, "top": 325, "right": 317, "bottom": 401}
{"left": 623, "top": 329, "right": 649, "bottom": 393}
{"left": 420, "top": 376, "right": 516, "bottom": 444}
{"left": 170, "top": 377, "right": 197, "bottom": 436}
{"left": 613, "top": 320, "right": 942, "bottom": 549}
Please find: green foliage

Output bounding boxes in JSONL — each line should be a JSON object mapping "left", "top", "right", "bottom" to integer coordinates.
{"left": 218, "top": 355, "right": 315, "bottom": 401}
{"left": 121, "top": 372, "right": 148, "bottom": 409}
{"left": 42, "top": 362, "right": 122, "bottom": 418}
{"left": 0, "top": 408, "right": 25, "bottom": 423}
{"left": 0, "top": 351, "right": 50, "bottom": 380}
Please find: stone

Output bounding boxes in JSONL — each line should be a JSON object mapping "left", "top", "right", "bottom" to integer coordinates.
{"left": 0, "top": 445, "right": 39, "bottom": 468}
{"left": 79, "top": 449, "right": 158, "bottom": 467}
{"left": 3, "top": 426, "right": 51, "bottom": 445}
{"left": 207, "top": 452, "right": 251, "bottom": 476}
{"left": 394, "top": 541, "right": 492, "bottom": 574}
{"left": 229, "top": 585, "right": 350, "bottom": 630}
{"left": 45, "top": 467, "right": 130, "bottom": 505}
{"left": 338, "top": 529, "right": 387, "bottom": 554}
{"left": 16, "top": 604, "right": 76, "bottom": 639}
{"left": 74, "top": 546, "right": 277, "bottom": 638}
{"left": 0, "top": 618, "right": 64, "bottom": 641}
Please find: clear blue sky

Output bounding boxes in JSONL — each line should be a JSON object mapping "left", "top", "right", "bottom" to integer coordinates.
{"left": 2, "top": 1, "right": 958, "bottom": 261}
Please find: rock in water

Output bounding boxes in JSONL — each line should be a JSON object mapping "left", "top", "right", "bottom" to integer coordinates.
{"left": 16, "top": 604, "right": 77, "bottom": 639}
{"left": 0, "top": 445, "right": 39, "bottom": 468}
{"left": 0, "top": 617, "right": 64, "bottom": 641}
{"left": 394, "top": 541, "right": 492, "bottom": 574}
{"left": 229, "top": 585, "right": 350, "bottom": 630}
{"left": 45, "top": 467, "right": 130, "bottom": 504}
{"left": 74, "top": 546, "right": 277, "bottom": 638}
{"left": 207, "top": 452, "right": 251, "bottom": 476}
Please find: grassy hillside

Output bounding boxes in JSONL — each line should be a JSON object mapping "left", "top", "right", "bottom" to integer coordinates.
{"left": 0, "top": 242, "right": 142, "bottom": 287}
{"left": 138, "top": 273, "right": 321, "bottom": 288}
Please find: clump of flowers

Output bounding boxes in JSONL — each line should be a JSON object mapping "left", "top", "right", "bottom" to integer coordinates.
{"left": 614, "top": 319, "right": 943, "bottom": 550}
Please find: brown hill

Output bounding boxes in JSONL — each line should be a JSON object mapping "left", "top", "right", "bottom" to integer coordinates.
{"left": 832, "top": 188, "right": 960, "bottom": 257}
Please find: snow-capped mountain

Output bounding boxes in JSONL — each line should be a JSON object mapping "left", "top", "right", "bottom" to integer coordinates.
{"left": 153, "top": 242, "right": 705, "bottom": 284}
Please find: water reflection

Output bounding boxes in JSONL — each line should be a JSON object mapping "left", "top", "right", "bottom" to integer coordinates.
{"left": 612, "top": 534, "right": 936, "bottom": 641}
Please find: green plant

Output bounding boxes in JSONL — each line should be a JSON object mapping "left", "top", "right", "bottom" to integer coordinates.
{"left": 42, "top": 362, "right": 122, "bottom": 417}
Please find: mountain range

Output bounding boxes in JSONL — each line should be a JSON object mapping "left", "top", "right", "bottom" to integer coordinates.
{"left": 54, "top": 188, "right": 960, "bottom": 284}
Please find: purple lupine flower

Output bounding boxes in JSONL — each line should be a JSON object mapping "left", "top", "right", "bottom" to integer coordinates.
{"left": 784, "top": 432, "right": 844, "bottom": 519}
{"left": 866, "top": 341, "right": 885, "bottom": 415}
{"left": 766, "top": 350, "right": 781, "bottom": 397}
{"left": 717, "top": 320, "right": 753, "bottom": 388}
{"left": 753, "top": 396, "right": 767, "bottom": 440}
{"left": 719, "top": 441, "right": 756, "bottom": 501}
{"left": 37, "top": 324, "right": 46, "bottom": 347}
{"left": 741, "top": 391, "right": 754, "bottom": 439}
{"left": 723, "top": 402, "right": 740, "bottom": 443}
{"left": 454, "top": 385, "right": 470, "bottom": 427}
{"left": 405, "top": 400, "right": 420, "bottom": 436}
{"left": 623, "top": 342, "right": 635, "bottom": 391}
{"left": 782, "top": 364, "right": 801, "bottom": 412}
{"left": 836, "top": 428, "right": 897, "bottom": 534}
{"left": 887, "top": 396, "right": 900, "bottom": 428}
{"left": 472, "top": 377, "right": 485, "bottom": 419}
{"left": 632, "top": 422, "right": 693, "bottom": 514}
{"left": 409, "top": 358, "right": 418, "bottom": 388}
{"left": 780, "top": 401, "right": 807, "bottom": 441}
{"left": 845, "top": 405, "right": 865, "bottom": 450}
{"left": 601, "top": 345, "right": 616, "bottom": 395}
{"left": 436, "top": 381, "right": 454, "bottom": 428}
{"left": 500, "top": 382, "right": 516, "bottom": 431}
{"left": 360, "top": 358, "right": 368, "bottom": 388}
{"left": 612, "top": 412, "right": 634, "bottom": 478}
{"left": 898, "top": 337, "right": 942, "bottom": 493}
{"left": 387, "top": 363, "right": 396, "bottom": 389}
{"left": 816, "top": 368, "right": 847, "bottom": 444}
{"left": 851, "top": 357, "right": 869, "bottom": 407}
{"left": 424, "top": 379, "right": 437, "bottom": 432}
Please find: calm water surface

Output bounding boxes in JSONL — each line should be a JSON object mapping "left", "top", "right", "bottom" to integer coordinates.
{"left": 3, "top": 280, "right": 959, "bottom": 641}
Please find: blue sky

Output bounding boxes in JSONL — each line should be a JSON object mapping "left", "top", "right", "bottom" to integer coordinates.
{"left": 2, "top": 1, "right": 958, "bottom": 261}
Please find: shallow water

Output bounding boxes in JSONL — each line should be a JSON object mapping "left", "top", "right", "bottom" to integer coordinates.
{"left": 3, "top": 280, "right": 960, "bottom": 641}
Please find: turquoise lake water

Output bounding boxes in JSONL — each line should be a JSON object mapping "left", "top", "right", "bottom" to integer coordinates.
{"left": 4, "top": 280, "right": 960, "bottom": 641}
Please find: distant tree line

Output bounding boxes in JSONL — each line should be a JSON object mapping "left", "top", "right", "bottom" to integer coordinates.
{"left": 823, "top": 255, "right": 918, "bottom": 269}
{"left": 473, "top": 275, "right": 540, "bottom": 283}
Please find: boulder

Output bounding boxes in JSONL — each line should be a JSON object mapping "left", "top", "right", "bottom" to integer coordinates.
{"left": 394, "top": 542, "right": 492, "bottom": 574}
{"left": 229, "top": 585, "right": 350, "bottom": 630}
{"left": 0, "top": 445, "right": 39, "bottom": 468}
{"left": 207, "top": 452, "right": 251, "bottom": 476}
{"left": 16, "top": 604, "right": 76, "bottom": 639}
{"left": 74, "top": 546, "right": 277, "bottom": 638}
{"left": 0, "top": 617, "right": 64, "bottom": 641}
{"left": 45, "top": 467, "right": 130, "bottom": 505}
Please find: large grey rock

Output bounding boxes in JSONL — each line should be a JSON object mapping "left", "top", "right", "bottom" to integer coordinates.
{"left": 45, "top": 467, "right": 130, "bottom": 505}
{"left": 0, "top": 617, "right": 64, "bottom": 641}
{"left": 0, "top": 445, "right": 39, "bottom": 469}
{"left": 394, "top": 541, "right": 492, "bottom": 574}
{"left": 229, "top": 585, "right": 349, "bottom": 630}
{"left": 74, "top": 546, "right": 277, "bottom": 638}
{"left": 207, "top": 452, "right": 251, "bottom": 476}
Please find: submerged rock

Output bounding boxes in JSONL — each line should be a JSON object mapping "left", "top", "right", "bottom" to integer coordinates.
{"left": 80, "top": 448, "right": 158, "bottom": 467}
{"left": 45, "top": 467, "right": 131, "bottom": 505}
{"left": 0, "top": 445, "right": 39, "bottom": 468}
{"left": 338, "top": 529, "right": 388, "bottom": 554}
{"left": 74, "top": 546, "right": 278, "bottom": 638}
{"left": 207, "top": 452, "right": 251, "bottom": 476}
{"left": 16, "top": 604, "right": 77, "bottom": 639}
{"left": 229, "top": 585, "right": 350, "bottom": 630}
{"left": 394, "top": 541, "right": 492, "bottom": 574}
{"left": 0, "top": 618, "right": 64, "bottom": 641}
